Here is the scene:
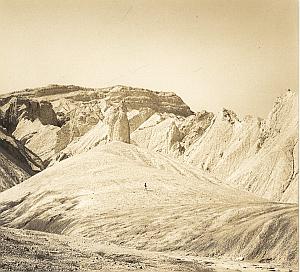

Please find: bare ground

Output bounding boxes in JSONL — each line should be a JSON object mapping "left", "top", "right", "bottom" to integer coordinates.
{"left": 0, "top": 227, "right": 297, "bottom": 272}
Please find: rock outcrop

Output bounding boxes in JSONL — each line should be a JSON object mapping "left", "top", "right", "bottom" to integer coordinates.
{"left": 0, "top": 127, "right": 44, "bottom": 192}
{"left": 106, "top": 100, "right": 130, "bottom": 144}
{"left": 0, "top": 97, "right": 62, "bottom": 165}
{"left": 131, "top": 113, "right": 185, "bottom": 154}
{"left": 13, "top": 119, "right": 60, "bottom": 164}
{"left": 224, "top": 90, "right": 298, "bottom": 203}
{"left": 183, "top": 108, "right": 259, "bottom": 174}
{"left": 50, "top": 100, "right": 132, "bottom": 164}
{"left": 177, "top": 110, "right": 214, "bottom": 152}
{"left": 0, "top": 85, "right": 297, "bottom": 203}
{"left": 131, "top": 90, "right": 298, "bottom": 203}
{"left": 105, "top": 86, "right": 193, "bottom": 117}
{"left": 0, "top": 84, "right": 194, "bottom": 117}
{"left": 0, "top": 97, "right": 58, "bottom": 133}
{"left": 54, "top": 101, "right": 104, "bottom": 153}
{"left": 127, "top": 107, "right": 155, "bottom": 132}
{"left": 0, "top": 85, "right": 298, "bottom": 270}
{"left": 0, "top": 84, "right": 192, "bottom": 164}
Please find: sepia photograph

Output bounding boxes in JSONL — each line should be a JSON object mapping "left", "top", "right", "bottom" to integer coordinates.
{"left": 0, "top": 0, "right": 298, "bottom": 271}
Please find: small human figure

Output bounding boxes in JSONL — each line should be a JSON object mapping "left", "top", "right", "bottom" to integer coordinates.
{"left": 144, "top": 182, "right": 147, "bottom": 190}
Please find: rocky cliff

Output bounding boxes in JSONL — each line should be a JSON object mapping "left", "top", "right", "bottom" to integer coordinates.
{"left": 0, "top": 84, "right": 193, "bottom": 117}
{"left": 0, "top": 97, "right": 58, "bottom": 134}
{"left": 182, "top": 90, "right": 298, "bottom": 203}
{"left": 126, "top": 90, "right": 298, "bottom": 203}
{"left": 0, "top": 127, "right": 44, "bottom": 192}
{"left": 0, "top": 85, "right": 192, "bottom": 165}
{"left": 106, "top": 100, "right": 130, "bottom": 144}
{"left": 0, "top": 85, "right": 297, "bottom": 203}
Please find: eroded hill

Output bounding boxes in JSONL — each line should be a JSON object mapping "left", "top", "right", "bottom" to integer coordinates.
{"left": 0, "top": 85, "right": 297, "bottom": 203}
{"left": 0, "top": 142, "right": 297, "bottom": 267}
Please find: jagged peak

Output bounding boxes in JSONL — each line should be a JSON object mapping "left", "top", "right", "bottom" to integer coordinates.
{"left": 217, "top": 108, "right": 240, "bottom": 124}
{"left": 269, "top": 89, "right": 297, "bottom": 112}
{"left": 276, "top": 89, "right": 297, "bottom": 101}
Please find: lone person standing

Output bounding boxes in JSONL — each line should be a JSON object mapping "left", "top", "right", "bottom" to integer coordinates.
{"left": 144, "top": 182, "right": 147, "bottom": 190}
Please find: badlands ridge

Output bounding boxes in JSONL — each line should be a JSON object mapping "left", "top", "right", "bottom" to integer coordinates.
{"left": 0, "top": 85, "right": 298, "bottom": 271}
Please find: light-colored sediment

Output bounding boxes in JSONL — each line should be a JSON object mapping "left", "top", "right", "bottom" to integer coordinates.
{"left": 0, "top": 142, "right": 297, "bottom": 267}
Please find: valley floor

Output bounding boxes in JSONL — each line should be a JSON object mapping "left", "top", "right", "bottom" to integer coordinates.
{"left": 0, "top": 227, "right": 297, "bottom": 272}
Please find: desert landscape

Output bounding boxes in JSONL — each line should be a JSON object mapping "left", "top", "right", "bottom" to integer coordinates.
{"left": 0, "top": 0, "right": 298, "bottom": 271}
{"left": 0, "top": 85, "right": 298, "bottom": 271}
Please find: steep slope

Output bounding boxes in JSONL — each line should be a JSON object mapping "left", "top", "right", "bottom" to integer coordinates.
{"left": 130, "top": 90, "right": 298, "bottom": 203}
{"left": 0, "top": 84, "right": 193, "bottom": 163}
{"left": 131, "top": 111, "right": 213, "bottom": 156}
{"left": 0, "top": 97, "right": 61, "bottom": 165}
{"left": 0, "top": 142, "right": 297, "bottom": 266}
{"left": 0, "top": 128, "right": 44, "bottom": 192}
{"left": 0, "top": 86, "right": 297, "bottom": 203}
{"left": 184, "top": 91, "right": 298, "bottom": 203}
{"left": 131, "top": 113, "right": 185, "bottom": 155}
{"left": 225, "top": 91, "right": 298, "bottom": 203}
{"left": 13, "top": 118, "right": 60, "bottom": 163}
{"left": 0, "top": 97, "right": 58, "bottom": 134}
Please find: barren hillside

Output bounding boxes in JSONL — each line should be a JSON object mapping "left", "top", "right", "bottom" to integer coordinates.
{"left": 0, "top": 142, "right": 297, "bottom": 267}
{"left": 0, "top": 86, "right": 297, "bottom": 203}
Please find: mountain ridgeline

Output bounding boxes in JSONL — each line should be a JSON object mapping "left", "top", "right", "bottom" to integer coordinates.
{"left": 0, "top": 85, "right": 298, "bottom": 268}
{"left": 0, "top": 85, "right": 297, "bottom": 203}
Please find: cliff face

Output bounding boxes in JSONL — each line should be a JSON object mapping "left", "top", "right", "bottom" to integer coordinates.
{"left": 0, "top": 84, "right": 193, "bottom": 166}
{"left": 0, "top": 97, "right": 58, "bottom": 134}
{"left": 0, "top": 97, "right": 60, "bottom": 165}
{"left": 0, "top": 84, "right": 193, "bottom": 117}
{"left": 224, "top": 91, "right": 298, "bottom": 202}
{"left": 0, "top": 127, "right": 44, "bottom": 192}
{"left": 129, "top": 91, "right": 298, "bottom": 203}
{"left": 186, "top": 91, "right": 298, "bottom": 203}
{"left": 106, "top": 100, "right": 130, "bottom": 144}
{"left": 0, "top": 85, "right": 297, "bottom": 203}
{"left": 184, "top": 110, "right": 261, "bottom": 177}
{"left": 105, "top": 86, "right": 193, "bottom": 117}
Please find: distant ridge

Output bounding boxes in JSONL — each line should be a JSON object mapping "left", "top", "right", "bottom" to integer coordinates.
{"left": 0, "top": 85, "right": 297, "bottom": 203}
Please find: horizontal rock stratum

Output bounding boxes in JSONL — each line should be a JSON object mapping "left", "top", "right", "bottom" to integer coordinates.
{"left": 0, "top": 84, "right": 298, "bottom": 270}
{"left": 0, "top": 84, "right": 194, "bottom": 117}
{"left": 0, "top": 85, "right": 297, "bottom": 203}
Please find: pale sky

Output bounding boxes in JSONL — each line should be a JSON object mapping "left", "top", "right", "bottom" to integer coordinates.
{"left": 0, "top": 0, "right": 298, "bottom": 117}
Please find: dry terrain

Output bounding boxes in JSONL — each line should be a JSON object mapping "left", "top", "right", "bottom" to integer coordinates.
{"left": 0, "top": 142, "right": 297, "bottom": 271}
{"left": 0, "top": 226, "right": 297, "bottom": 272}
{"left": 0, "top": 85, "right": 298, "bottom": 271}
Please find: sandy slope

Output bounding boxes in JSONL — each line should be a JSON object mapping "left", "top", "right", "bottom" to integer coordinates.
{"left": 0, "top": 142, "right": 297, "bottom": 267}
{"left": 131, "top": 91, "right": 298, "bottom": 203}
{"left": 184, "top": 91, "right": 298, "bottom": 203}
{"left": 13, "top": 119, "right": 60, "bottom": 164}
{"left": 1, "top": 85, "right": 297, "bottom": 204}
